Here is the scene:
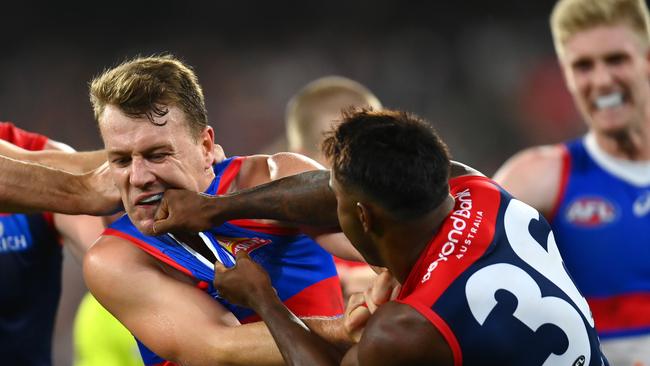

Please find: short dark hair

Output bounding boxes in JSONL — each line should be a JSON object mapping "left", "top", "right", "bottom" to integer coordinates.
{"left": 323, "top": 109, "right": 451, "bottom": 219}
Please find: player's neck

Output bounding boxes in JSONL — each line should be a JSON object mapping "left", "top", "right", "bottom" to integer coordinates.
{"left": 383, "top": 195, "right": 455, "bottom": 284}
{"left": 593, "top": 124, "right": 650, "bottom": 161}
{"left": 197, "top": 168, "right": 216, "bottom": 193}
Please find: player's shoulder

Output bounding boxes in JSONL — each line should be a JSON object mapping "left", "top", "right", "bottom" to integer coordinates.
{"left": 84, "top": 232, "right": 153, "bottom": 285}
{"left": 495, "top": 145, "right": 564, "bottom": 177}
{"left": 356, "top": 301, "right": 453, "bottom": 366}
{"left": 238, "top": 152, "right": 325, "bottom": 188}
{"left": 493, "top": 145, "right": 566, "bottom": 215}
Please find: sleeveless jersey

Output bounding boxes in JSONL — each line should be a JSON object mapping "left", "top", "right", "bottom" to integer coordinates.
{"left": 104, "top": 156, "right": 344, "bottom": 366}
{"left": 549, "top": 136, "right": 650, "bottom": 339}
{"left": 0, "top": 122, "right": 61, "bottom": 366}
{"left": 397, "top": 175, "right": 608, "bottom": 366}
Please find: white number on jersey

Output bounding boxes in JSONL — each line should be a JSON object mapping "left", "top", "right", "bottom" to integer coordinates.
{"left": 465, "top": 199, "right": 593, "bottom": 365}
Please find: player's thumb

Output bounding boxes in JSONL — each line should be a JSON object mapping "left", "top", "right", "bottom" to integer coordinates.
{"left": 152, "top": 219, "right": 168, "bottom": 235}
{"left": 214, "top": 260, "right": 228, "bottom": 274}
{"left": 235, "top": 250, "right": 252, "bottom": 263}
{"left": 152, "top": 208, "right": 170, "bottom": 234}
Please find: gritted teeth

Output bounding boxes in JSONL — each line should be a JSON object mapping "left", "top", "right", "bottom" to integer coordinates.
{"left": 595, "top": 93, "right": 623, "bottom": 110}
{"left": 139, "top": 193, "right": 163, "bottom": 204}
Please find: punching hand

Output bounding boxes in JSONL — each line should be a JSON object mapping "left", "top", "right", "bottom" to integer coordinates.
{"left": 153, "top": 189, "right": 218, "bottom": 234}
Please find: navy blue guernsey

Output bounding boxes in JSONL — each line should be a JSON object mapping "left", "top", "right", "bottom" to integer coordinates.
{"left": 0, "top": 122, "right": 61, "bottom": 366}
{"left": 397, "top": 175, "right": 608, "bottom": 366}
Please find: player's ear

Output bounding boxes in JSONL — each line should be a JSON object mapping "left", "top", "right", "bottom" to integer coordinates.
{"left": 200, "top": 126, "right": 215, "bottom": 167}
{"left": 356, "top": 202, "right": 372, "bottom": 233}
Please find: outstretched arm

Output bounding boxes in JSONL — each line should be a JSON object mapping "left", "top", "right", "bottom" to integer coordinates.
{"left": 0, "top": 139, "right": 106, "bottom": 173}
{"left": 154, "top": 168, "right": 338, "bottom": 233}
{"left": 0, "top": 155, "right": 118, "bottom": 215}
{"left": 153, "top": 160, "right": 475, "bottom": 234}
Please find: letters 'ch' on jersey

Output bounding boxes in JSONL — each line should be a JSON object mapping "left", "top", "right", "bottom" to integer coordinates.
{"left": 0, "top": 122, "right": 61, "bottom": 366}
{"left": 397, "top": 175, "right": 608, "bottom": 366}
{"left": 104, "top": 156, "right": 344, "bottom": 366}
{"left": 550, "top": 136, "right": 650, "bottom": 340}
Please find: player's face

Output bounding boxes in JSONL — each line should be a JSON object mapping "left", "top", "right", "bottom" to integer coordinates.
{"left": 560, "top": 24, "right": 650, "bottom": 136}
{"left": 100, "top": 105, "right": 215, "bottom": 235}
{"left": 329, "top": 171, "right": 382, "bottom": 266}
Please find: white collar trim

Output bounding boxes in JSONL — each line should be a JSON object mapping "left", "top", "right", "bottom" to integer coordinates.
{"left": 584, "top": 133, "right": 650, "bottom": 186}
{"left": 169, "top": 232, "right": 231, "bottom": 270}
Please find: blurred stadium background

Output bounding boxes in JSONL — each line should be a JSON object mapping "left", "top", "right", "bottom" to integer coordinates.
{"left": 1, "top": 1, "right": 586, "bottom": 364}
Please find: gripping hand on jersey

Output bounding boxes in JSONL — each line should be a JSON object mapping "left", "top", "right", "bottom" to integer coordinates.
{"left": 213, "top": 251, "right": 278, "bottom": 310}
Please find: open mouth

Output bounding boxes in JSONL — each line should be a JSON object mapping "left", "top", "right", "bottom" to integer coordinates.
{"left": 137, "top": 193, "right": 163, "bottom": 205}
{"left": 595, "top": 92, "right": 624, "bottom": 110}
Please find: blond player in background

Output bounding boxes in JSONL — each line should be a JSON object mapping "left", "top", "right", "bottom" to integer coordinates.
{"left": 494, "top": 0, "right": 650, "bottom": 364}
{"left": 285, "top": 76, "right": 382, "bottom": 299}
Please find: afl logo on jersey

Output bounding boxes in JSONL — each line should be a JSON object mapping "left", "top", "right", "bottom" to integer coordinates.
{"left": 565, "top": 197, "right": 617, "bottom": 227}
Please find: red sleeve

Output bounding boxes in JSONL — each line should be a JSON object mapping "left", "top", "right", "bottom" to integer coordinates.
{"left": 0, "top": 122, "right": 49, "bottom": 151}
{"left": 0, "top": 122, "right": 57, "bottom": 239}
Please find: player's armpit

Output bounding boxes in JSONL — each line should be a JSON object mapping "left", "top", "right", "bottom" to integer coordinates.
{"left": 53, "top": 213, "right": 104, "bottom": 263}
{"left": 355, "top": 302, "right": 453, "bottom": 366}
{"left": 84, "top": 237, "right": 285, "bottom": 366}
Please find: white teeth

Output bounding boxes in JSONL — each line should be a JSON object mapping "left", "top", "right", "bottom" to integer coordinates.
{"left": 140, "top": 193, "right": 163, "bottom": 204}
{"left": 595, "top": 93, "right": 623, "bottom": 110}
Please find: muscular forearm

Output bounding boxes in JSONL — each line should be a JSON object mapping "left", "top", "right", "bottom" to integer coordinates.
{"left": 253, "top": 292, "right": 343, "bottom": 366}
{"left": 34, "top": 149, "right": 106, "bottom": 173}
{"left": 0, "top": 155, "right": 87, "bottom": 213}
{"left": 223, "top": 164, "right": 477, "bottom": 226}
{"left": 0, "top": 155, "right": 115, "bottom": 215}
{"left": 216, "top": 170, "right": 338, "bottom": 227}
{"left": 196, "top": 321, "right": 285, "bottom": 366}
{"left": 0, "top": 140, "right": 106, "bottom": 173}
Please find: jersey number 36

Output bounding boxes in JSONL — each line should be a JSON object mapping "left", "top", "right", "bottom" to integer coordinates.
{"left": 465, "top": 199, "right": 594, "bottom": 366}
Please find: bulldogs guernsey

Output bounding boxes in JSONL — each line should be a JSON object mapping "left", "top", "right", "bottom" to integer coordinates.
{"left": 104, "top": 156, "right": 344, "bottom": 366}
{"left": 0, "top": 122, "right": 61, "bottom": 366}
{"left": 397, "top": 175, "right": 608, "bottom": 366}
{"left": 549, "top": 134, "right": 650, "bottom": 340}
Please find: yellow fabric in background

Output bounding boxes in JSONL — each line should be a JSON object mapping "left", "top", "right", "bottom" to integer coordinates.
{"left": 74, "top": 292, "right": 143, "bottom": 366}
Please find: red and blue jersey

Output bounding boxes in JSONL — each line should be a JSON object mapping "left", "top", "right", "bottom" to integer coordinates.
{"left": 104, "top": 156, "right": 344, "bottom": 366}
{"left": 549, "top": 135, "right": 650, "bottom": 339}
{"left": 0, "top": 122, "right": 61, "bottom": 366}
{"left": 397, "top": 175, "right": 607, "bottom": 366}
